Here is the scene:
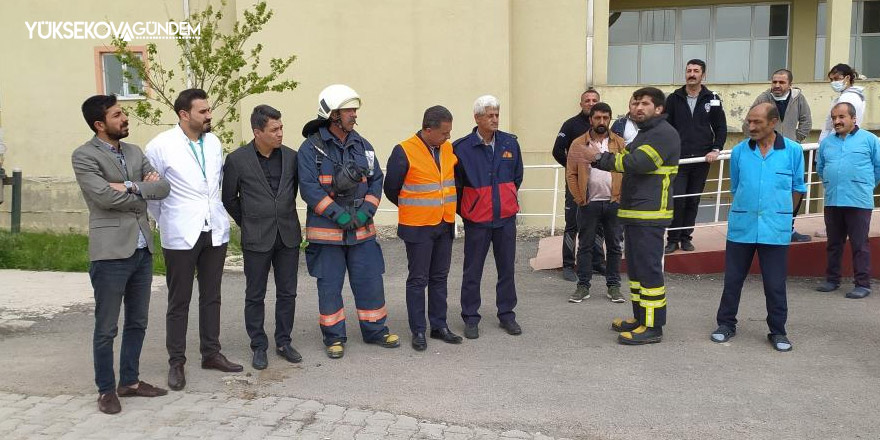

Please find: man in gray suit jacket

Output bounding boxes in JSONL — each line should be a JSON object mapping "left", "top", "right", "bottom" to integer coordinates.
{"left": 222, "top": 105, "right": 302, "bottom": 370}
{"left": 72, "top": 95, "right": 170, "bottom": 414}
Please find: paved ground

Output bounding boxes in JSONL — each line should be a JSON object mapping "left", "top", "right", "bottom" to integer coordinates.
{"left": 1, "top": 238, "right": 879, "bottom": 439}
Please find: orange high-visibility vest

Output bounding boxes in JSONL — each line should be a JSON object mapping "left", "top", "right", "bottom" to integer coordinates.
{"left": 398, "top": 135, "right": 457, "bottom": 226}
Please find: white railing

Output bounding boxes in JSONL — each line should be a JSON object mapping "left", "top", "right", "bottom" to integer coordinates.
{"left": 519, "top": 142, "right": 880, "bottom": 235}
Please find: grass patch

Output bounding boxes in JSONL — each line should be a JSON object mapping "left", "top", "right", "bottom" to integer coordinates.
{"left": 0, "top": 227, "right": 243, "bottom": 274}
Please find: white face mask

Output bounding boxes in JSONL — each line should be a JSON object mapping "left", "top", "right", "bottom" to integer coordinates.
{"left": 772, "top": 91, "right": 790, "bottom": 101}
{"left": 830, "top": 80, "right": 846, "bottom": 93}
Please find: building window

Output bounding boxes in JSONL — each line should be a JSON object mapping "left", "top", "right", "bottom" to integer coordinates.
{"left": 94, "top": 47, "right": 145, "bottom": 98}
{"left": 608, "top": 4, "right": 790, "bottom": 84}
{"left": 816, "top": 1, "right": 880, "bottom": 80}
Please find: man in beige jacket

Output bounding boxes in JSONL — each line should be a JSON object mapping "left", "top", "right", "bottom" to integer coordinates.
{"left": 565, "top": 102, "right": 625, "bottom": 303}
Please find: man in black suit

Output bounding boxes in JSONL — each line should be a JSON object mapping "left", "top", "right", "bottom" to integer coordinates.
{"left": 222, "top": 105, "right": 302, "bottom": 370}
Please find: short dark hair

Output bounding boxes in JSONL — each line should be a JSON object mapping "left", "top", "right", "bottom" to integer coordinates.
{"left": 250, "top": 105, "right": 282, "bottom": 130}
{"left": 588, "top": 102, "right": 613, "bottom": 118}
{"left": 81, "top": 94, "right": 118, "bottom": 133}
{"left": 833, "top": 101, "right": 857, "bottom": 118}
{"left": 773, "top": 69, "right": 793, "bottom": 83}
{"left": 632, "top": 87, "right": 666, "bottom": 108}
{"left": 583, "top": 88, "right": 601, "bottom": 100}
{"left": 174, "top": 88, "right": 208, "bottom": 116}
{"left": 686, "top": 59, "right": 707, "bottom": 73}
{"left": 828, "top": 63, "right": 857, "bottom": 84}
{"left": 422, "top": 105, "right": 453, "bottom": 130}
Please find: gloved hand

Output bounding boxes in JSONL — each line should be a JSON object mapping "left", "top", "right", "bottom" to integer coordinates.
{"left": 335, "top": 207, "right": 358, "bottom": 230}
{"left": 354, "top": 208, "right": 370, "bottom": 228}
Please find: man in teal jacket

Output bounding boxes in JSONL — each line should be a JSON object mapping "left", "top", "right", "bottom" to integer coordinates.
{"left": 711, "top": 103, "right": 806, "bottom": 352}
{"left": 815, "top": 102, "right": 880, "bottom": 299}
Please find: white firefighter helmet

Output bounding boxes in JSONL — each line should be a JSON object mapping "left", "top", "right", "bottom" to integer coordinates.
{"left": 317, "top": 84, "right": 361, "bottom": 119}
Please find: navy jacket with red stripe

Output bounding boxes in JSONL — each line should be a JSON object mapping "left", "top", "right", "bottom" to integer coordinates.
{"left": 452, "top": 128, "right": 524, "bottom": 228}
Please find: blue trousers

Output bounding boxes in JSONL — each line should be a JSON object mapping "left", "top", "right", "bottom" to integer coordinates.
{"left": 404, "top": 224, "right": 453, "bottom": 334}
{"left": 305, "top": 240, "right": 390, "bottom": 346}
{"left": 716, "top": 241, "right": 789, "bottom": 336}
{"left": 90, "top": 248, "right": 153, "bottom": 394}
{"left": 461, "top": 221, "right": 518, "bottom": 325}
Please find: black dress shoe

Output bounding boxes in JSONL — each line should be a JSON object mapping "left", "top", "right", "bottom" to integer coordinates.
{"left": 277, "top": 344, "right": 303, "bottom": 363}
{"left": 201, "top": 353, "right": 244, "bottom": 373}
{"left": 430, "top": 328, "right": 463, "bottom": 344}
{"left": 252, "top": 349, "right": 268, "bottom": 370}
{"left": 168, "top": 363, "right": 185, "bottom": 391}
{"left": 680, "top": 240, "right": 695, "bottom": 252}
{"left": 500, "top": 320, "right": 522, "bottom": 335}
{"left": 664, "top": 242, "right": 678, "bottom": 254}
{"left": 411, "top": 333, "right": 427, "bottom": 351}
{"left": 464, "top": 323, "right": 479, "bottom": 339}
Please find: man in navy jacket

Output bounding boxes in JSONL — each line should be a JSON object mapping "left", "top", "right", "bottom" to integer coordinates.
{"left": 664, "top": 59, "right": 727, "bottom": 253}
{"left": 453, "top": 95, "right": 524, "bottom": 339}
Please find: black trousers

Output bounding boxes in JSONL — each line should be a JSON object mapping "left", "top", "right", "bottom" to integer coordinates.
{"left": 624, "top": 225, "right": 666, "bottom": 328}
{"left": 242, "top": 233, "right": 299, "bottom": 351}
{"left": 576, "top": 201, "right": 622, "bottom": 288}
{"left": 163, "top": 231, "right": 228, "bottom": 365}
{"left": 824, "top": 207, "right": 873, "bottom": 288}
{"left": 563, "top": 185, "right": 605, "bottom": 270}
{"left": 668, "top": 162, "right": 710, "bottom": 243}
{"left": 716, "top": 241, "right": 789, "bottom": 336}
{"left": 404, "top": 223, "right": 453, "bottom": 334}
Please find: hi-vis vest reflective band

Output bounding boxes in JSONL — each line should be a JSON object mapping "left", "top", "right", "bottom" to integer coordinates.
{"left": 398, "top": 135, "right": 458, "bottom": 226}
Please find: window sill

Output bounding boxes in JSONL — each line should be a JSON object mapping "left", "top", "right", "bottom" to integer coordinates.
{"left": 117, "top": 95, "right": 146, "bottom": 101}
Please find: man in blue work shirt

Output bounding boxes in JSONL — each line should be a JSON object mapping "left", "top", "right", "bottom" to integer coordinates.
{"left": 710, "top": 102, "right": 806, "bottom": 352}
{"left": 815, "top": 102, "right": 880, "bottom": 299}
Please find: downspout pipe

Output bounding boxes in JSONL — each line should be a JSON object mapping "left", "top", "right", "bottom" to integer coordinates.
{"left": 586, "top": 0, "right": 594, "bottom": 87}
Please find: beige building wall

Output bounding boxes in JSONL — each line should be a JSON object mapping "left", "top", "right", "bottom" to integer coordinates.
{"left": 1, "top": 0, "right": 877, "bottom": 231}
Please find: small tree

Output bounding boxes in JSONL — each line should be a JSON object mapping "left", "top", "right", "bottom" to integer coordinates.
{"left": 111, "top": 0, "right": 297, "bottom": 147}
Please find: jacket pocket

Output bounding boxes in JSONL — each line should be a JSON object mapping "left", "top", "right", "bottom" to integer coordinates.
{"left": 461, "top": 186, "right": 493, "bottom": 223}
{"left": 499, "top": 182, "right": 520, "bottom": 218}
{"left": 90, "top": 218, "right": 120, "bottom": 228}
{"left": 775, "top": 171, "right": 793, "bottom": 191}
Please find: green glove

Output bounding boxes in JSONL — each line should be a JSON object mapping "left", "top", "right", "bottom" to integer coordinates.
{"left": 336, "top": 211, "right": 352, "bottom": 227}
{"left": 355, "top": 210, "right": 369, "bottom": 227}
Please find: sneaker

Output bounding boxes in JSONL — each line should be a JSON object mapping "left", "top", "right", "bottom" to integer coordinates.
{"left": 679, "top": 240, "right": 695, "bottom": 252}
{"left": 611, "top": 317, "right": 640, "bottom": 332}
{"left": 767, "top": 334, "right": 792, "bottom": 352}
{"left": 499, "top": 320, "right": 522, "bottom": 335}
{"left": 791, "top": 231, "right": 812, "bottom": 242}
{"left": 562, "top": 266, "right": 578, "bottom": 282}
{"left": 664, "top": 242, "right": 679, "bottom": 254}
{"left": 710, "top": 325, "right": 735, "bottom": 343}
{"left": 606, "top": 286, "right": 625, "bottom": 303}
{"left": 568, "top": 285, "right": 590, "bottom": 303}
{"left": 815, "top": 281, "right": 840, "bottom": 292}
{"left": 618, "top": 326, "right": 663, "bottom": 345}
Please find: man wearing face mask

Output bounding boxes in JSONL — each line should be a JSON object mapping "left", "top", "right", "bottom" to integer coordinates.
{"left": 743, "top": 69, "right": 813, "bottom": 243}
{"left": 298, "top": 84, "right": 399, "bottom": 360}
{"left": 820, "top": 64, "right": 867, "bottom": 142}
{"left": 565, "top": 102, "right": 625, "bottom": 304}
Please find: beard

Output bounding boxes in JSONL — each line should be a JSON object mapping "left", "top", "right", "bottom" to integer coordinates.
{"left": 594, "top": 125, "right": 608, "bottom": 134}
{"left": 107, "top": 126, "right": 129, "bottom": 140}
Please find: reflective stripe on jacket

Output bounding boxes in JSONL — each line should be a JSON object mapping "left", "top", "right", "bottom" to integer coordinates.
{"left": 594, "top": 114, "right": 681, "bottom": 226}
{"left": 398, "top": 135, "right": 457, "bottom": 226}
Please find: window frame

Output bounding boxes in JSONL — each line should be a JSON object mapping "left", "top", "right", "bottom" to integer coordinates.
{"left": 93, "top": 46, "right": 147, "bottom": 100}
{"left": 815, "top": 0, "right": 880, "bottom": 80}
{"left": 607, "top": 2, "right": 791, "bottom": 85}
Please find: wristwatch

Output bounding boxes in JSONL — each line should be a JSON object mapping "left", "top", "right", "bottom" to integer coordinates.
{"left": 124, "top": 181, "right": 134, "bottom": 193}
{"left": 594, "top": 152, "right": 603, "bottom": 162}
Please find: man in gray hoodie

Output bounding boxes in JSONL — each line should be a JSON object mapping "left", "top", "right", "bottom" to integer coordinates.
{"left": 743, "top": 69, "right": 812, "bottom": 143}
{"left": 743, "top": 69, "right": 813, "bottom": 242}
